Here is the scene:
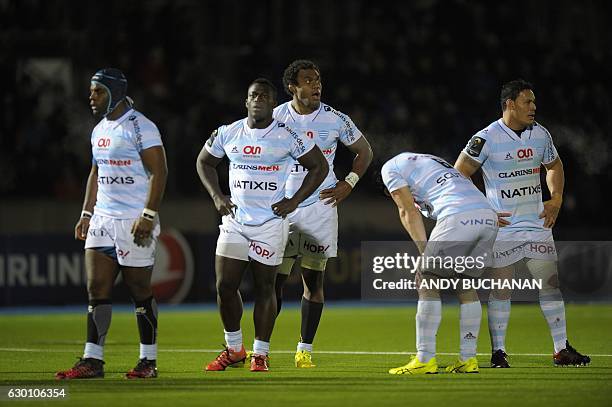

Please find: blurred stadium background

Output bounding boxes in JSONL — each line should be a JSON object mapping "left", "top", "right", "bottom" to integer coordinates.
{"left": 1, "top": 0, "right": 611, "bottom": 306}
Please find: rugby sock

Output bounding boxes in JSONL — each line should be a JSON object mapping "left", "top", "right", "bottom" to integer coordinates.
{"left": 224, "top": 329, "right": 243, "bottom": 352}
{"left": 539, "top": 289, "right": 567, "bottom": 353}
{"left": 134, "top": 296, "right": 158, "bottom": 360}
{"left": 460, "top": 301, "right": 482, "bottom": 360}
{"left": 297, "top": 342, "right": 313, "bottom": 353}
{"left": 84, "top": 299, "right": 112, "bottom": 361}
{"left": 300, "top": 297, "right": 324, "bottom": 344}
{"left": 416, "top": 299, "right": 441, "bottom": 363}
{"left": 253, "top": 339, "right": 270, "bottom": 356}
{"left": 487, "top": 297, "right": 510, "bottom": 352}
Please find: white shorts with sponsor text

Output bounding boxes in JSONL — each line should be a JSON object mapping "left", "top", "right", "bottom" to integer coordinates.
{"left": 216, "top": 216, "right": 289, "bottom": 266}
{"left": 283, "top": 200, "right": 338, "bottom": 260}
{"left": 493, "top": 228, "right": 557, "bottom": 268}
{"left": 84, "top": 214, "right": 160, "bottom": 267}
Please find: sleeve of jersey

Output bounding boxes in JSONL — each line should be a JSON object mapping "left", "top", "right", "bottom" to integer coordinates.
{"left": 290, "top": 131, "right": 316, "bottom": 159}
{"left": 381, "top": 161, "right": 408, "bottom": 194}
{"left": 338, "top": 113, "right": 363, "bottom": 146}
{"left": 204, "top": 127, "right": 226, "bottom": 158}
{"left": 542, "top": 128, "right": 559, "bottom": 165}
{"left": 136, "top": 121, "right": 163, "bottom": 151}
{"left": 462, "top": 132, "right": 489, "bottom": 164}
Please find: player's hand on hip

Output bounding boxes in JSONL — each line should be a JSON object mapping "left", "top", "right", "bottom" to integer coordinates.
{"left": 497, "top": 211, "right": 512, "bottom": 227}
{"left": 539, "top": 197, "right": 562, "bottom": 228}
{"left": 272, "top": 197, "right": 298, "bottom": 217}
{"left": 213, "top": 195, "right": 236, "bottom": 217}
{"left": 319, "top": 180, "right": 352, "bottom": 207}
{"left": 74, "top": 218, "right": 90, "bottom": 241}
{"left": 131, "top": 217, "right": 154, "bottom": 247}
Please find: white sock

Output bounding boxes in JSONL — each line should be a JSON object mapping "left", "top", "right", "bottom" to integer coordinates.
{"left": 253, "top": 339, "right": 270, "bottom": 356}
{"left": 460, "top": 301, "right": 482, "bottom": 360}
{"left": 83, "top": 342, "right": 104, "bottom": 361}
{"left": 539, "top": 294, "right": 567, "bottom": 353}
{"left": 416, "top": 299, "right": 442, "bottom": 363}
{"left": 297, "top": 342, "right": 313, "bottom": 352}
{"left": 140, "top": 343, "right": 157, "bottom": 360}
{"left": 224, "top": 329, "right": 243, "bottom": 351}
{"left": 487, "top": 298, "right": 510, "bottom": 352}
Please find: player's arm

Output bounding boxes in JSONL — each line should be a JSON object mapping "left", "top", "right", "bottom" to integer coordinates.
{"left": 540, "top": 157, "right": 564, "bottom": 228}
{"left": 75, "top": 163, "right": 98, "bottom": 241}
{"left": 196, "top": 147, "right": 235, "bottom": 217}
{"left": 390, "top": 186, "right": 427, "bottom": 255}
{"left": 132, "top": 146, "right": 168, "bottom": 247}
{"left": 272, "top": 146, "right": 328, "bottom": 217}
{"left": 320, "top": 136, "right": 373, "bottom": 207}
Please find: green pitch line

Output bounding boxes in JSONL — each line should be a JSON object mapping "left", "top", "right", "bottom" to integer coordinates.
{"left": 0, "top": 304, "right": 611, "bottom": 407}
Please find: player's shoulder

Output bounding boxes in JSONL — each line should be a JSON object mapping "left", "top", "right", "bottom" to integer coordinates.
{"left": 125, "top": 109, "right": 159, "bottom": 134}
{"left": 218, "top": 118, "right": 244, "bottom": 137}
{"left": 320, "top": 103, "right": 352, "bottom": 123}
{"left": 531, "top": 121, "right": 553, "bottom": 139}
{"left": 474, "top": 120, "right": 502, "bottom": 140}
{"left": 272, "top": 101, "right": 292, "bottom": 119}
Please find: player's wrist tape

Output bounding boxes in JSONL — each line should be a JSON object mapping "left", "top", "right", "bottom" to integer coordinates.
{"left": 81, "top": 210, "right": 93, "bottom": 219}
{"left": 344, "top": 172, "right": 360, "bottom": 189}
{"left": 142, "top": 208, "right": 157, "bottom": 221}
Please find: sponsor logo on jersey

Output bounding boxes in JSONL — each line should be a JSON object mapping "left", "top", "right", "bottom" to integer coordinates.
{"left": 206, "top": 129, "right": 218, "bottom": 148}
{"left": 466, "top": 136, "right": 486, "bottom": 157}
{"left": 96, "top": 158, "right": 132, "bottom": 167}
{"left": 322, "top": 147, "right": 334, "bottom": 155}
{"left": 500, "top": 184, "right": 541, "bottom": 199}
{"left": 305, "top": 130, "right": 317, "bottom": 139}
{"left": 498, "top": 167, "right": 540, "bottom": 178}
{"left": 232, "top": 180, "right": 278, "bottom": 191}
{"left": 460, "top": 218, "right": 496, "bottom": 226}
{"left": 232, "top": 164, "right": 280, "bottom": 172}
{"left": 283, "top": 126, "right": 307, "bottom": 154}
{"left": 97, "top": 138, "right": 111, "bottom": 148}
{"left": 243, "top": 145, "right": 262, "bottom": 155}
{"left": 97, "top": 176, "right": 135, "bottom": 185}
{"left": 505, "top": 152, "right": 513, "bottom": 160}
{"left": 517, "top": 148, "right": 534, "bottom": 161}
{"left": 436, "top": 171, "right": 461, "bottom": 185}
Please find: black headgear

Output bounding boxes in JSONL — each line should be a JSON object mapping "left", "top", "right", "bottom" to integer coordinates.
{"left": 91, "top": 68, "right": 128, "bottom": 116}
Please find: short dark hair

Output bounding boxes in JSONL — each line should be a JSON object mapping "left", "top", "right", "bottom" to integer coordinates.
{"left": 500, "top": 79, "right": 534, "bottom": 110}
{"left": 282, "top": 59, "right": 320, "bottom": 96}
{"left": 249, "top": 77, "right": 277, "bottom": 100}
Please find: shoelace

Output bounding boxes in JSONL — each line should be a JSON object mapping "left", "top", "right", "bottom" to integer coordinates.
{"left": 214, "top": 347, "right": 234, "bottom": 367}
{"left": 253, "top": 355, "right": 267, "bottom": 368}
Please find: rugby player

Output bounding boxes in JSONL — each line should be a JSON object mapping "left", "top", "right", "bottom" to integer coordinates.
{"left": 273, "top": 60, "right": 373, "bottom": 368}
{"left": 382, "top": 152, "right": 504, "bottom": 374}
{"left": 196, "top": 78, "right": 327, "bottom": 372}
{"left": 454, "top": 79, "right": 590, "bottom": 367}
{"left": 56, "top": 68, "right": 167, "bottom": 379}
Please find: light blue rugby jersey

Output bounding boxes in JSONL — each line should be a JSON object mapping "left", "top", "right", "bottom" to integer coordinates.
{"left": 462, "top": 119, "right": 558, "bottom": 231}
{"left": 382, "top": 152, "right": 492, "bottom": 220}
{"left": 273, "top": 102, "right": 362, "bottom": 207}
{"left": 205, "top": 118, "right": 315, "bottom": 226}
{"left": 91, "top": 109, "right": 163, "bottom": 219}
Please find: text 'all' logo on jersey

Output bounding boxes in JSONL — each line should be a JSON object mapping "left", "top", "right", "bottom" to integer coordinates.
{"left": 243, "top": 145, "right": 262, "bottom": 155}
{"left": 97, "top": 138, "right": 111, "bottom": 148}
{"left": 517, "top": 148, "right": 533, "bottom": 161}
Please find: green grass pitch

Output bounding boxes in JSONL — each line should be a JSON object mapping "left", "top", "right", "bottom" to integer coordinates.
{"left": 1, "top": 303, "right": 611, "bottom": 406}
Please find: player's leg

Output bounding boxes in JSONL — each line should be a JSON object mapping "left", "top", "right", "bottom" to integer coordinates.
{"left": 487, "top": 263, "right": 515, "bottom": 367}
{"left": 295, "top": 259, "right": 326, "bottom": 368}
{"left": 525, "top": 258, "right": 590, "bottom": 365}
{"left": 274, "top": 212, "right": 300, "bottom": 316}
{"left": 446, "top": 287, "right": 481, "bottom": 373}
{"left": 250, "top": 259, "right": 278, "bottom": 365}
{"left": 56, "top": 248, "right": 118, "bottom": 379}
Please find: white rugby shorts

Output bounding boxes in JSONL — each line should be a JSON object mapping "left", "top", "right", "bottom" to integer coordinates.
{"left": 216, "top": 215, "right": 289, "bottom": 266}
{"left": 283, "top": 200, "right": 338, "bottom": 260}
{"left": 492, "top": 228, "right": 557, "bottom": 268}
{"left": 84, "top": 214, "right": 160, "bottom": 267}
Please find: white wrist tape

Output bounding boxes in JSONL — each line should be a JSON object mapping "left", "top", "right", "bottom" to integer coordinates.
{"left": 81, "top": 210, "right": 93, "bottom": 219}
{"left": 142, "top": 208, "right": 157, "bottom": 220}
{"left": 344, "top": 172, "right": 360, "bottom": 189}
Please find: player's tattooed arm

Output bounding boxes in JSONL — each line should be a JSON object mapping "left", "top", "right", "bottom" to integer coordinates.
{"left": 320, "top": 136, "right": 373, "bottom": 207}
{"left": 390, "top": 186, "right": 427, "bottom": 255}
{"left": 196, "top": 147, "right": 235, "bottom": 217}
{"left": 454, "top": 152, "right": 481, "bottom": 179}
{"left": 541, "top": 157, "right": 564, "bottom": 228}
{"left": 75, "top": 163, "right": 99, "bottom": 240}
{"left": 272, "top": 146, "right": 328, "bottom": 217}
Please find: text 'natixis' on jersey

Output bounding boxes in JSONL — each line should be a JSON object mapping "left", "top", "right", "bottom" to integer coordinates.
{"left": 501, "top": 184, "right": 541, "bottom": 198}
{"left": 232, "top": 180, "right": 278, "bottom": 191}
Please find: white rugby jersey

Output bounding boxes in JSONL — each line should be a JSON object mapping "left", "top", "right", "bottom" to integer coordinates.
{"left": 382, "top": 152, "right": 492, "bottom": 220}
{"left": 273, "top": 102, "right": 362, "bottom": 207}
{"left": 205, "top": 118, "right": 315, "bottom": 226}
{"left": 462, "top": 119, "right": 558, "bottom": 231}
{"left": 91, "top": 109, "right": 163, "bottom": 219}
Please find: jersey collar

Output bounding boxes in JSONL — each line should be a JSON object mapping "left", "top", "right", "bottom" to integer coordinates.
{"left": 288, "top": 102, "right": 323, "bottom": 123}
{"left": 497, "top": 118, "right": 532, "bottom": 143}
{"left": 242, "top": 118, "right": 277, "bottom": 139}
{"left": 104, "top": 108, "right": 134, "bottom": 129}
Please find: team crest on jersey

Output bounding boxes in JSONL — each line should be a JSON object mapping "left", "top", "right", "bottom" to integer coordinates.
{"left": 206, "top": 129, "right": 218, "bottom": 147}
{"left": 466, "top": 136, "right": 486, "bottom": 157}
